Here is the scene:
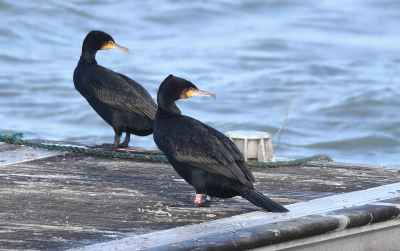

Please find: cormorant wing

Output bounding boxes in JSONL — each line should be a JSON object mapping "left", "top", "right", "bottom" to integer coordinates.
{"left": 116, "top": 73, "right": 157, "bottom": 107}
{"left": 83, "top": 67, "right": 157, "bottom": 119}
{"left": 159, "top": 116, "right": 255, "bottom": 187}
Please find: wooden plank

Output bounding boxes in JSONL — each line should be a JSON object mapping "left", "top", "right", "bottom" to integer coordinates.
{"left": 0, "top": 141, "right": 400, "bottom": 250}
{"left": 72, "top": 182, "right": 400, "bottom": 250}
{"left": 308, "top": 161, "right": 400, "bottom": 170}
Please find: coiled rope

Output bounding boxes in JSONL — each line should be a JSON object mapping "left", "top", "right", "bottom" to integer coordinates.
{"left": 0, "top": 132, "right": 332, "bottom": 167}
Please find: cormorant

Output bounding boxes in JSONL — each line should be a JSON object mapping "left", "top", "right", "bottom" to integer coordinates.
{"left": 153, "top": 75, "right": 288, "bottom": 212}
{"left": 74, "top": 30, "right": 157, "bottom": 148}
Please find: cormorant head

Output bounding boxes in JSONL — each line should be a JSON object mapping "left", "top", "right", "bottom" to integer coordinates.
{"left": 82, "top": 30, "right": 129, "bottom": 54}
{"left": 157, "top": 75, "right": 215, "bottom": 105}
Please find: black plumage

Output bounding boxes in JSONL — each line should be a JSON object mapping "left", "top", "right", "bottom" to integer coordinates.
{"left": 153, "top": 75, "right": 288, "bottom": 212}
{"left": 73, "top": 30, "right": 157, "bottom": 148}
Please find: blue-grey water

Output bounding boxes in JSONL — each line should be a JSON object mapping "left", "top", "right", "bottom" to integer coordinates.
{"left": 1, "top": 0, "right": 399, "bottom": 166}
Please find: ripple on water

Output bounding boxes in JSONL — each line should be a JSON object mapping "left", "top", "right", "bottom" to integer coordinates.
{"left": 0, "top": 0, "right": 399, "bottom": 166}
{"left": 302, "top": 134, "right": 400, "bottom": 150}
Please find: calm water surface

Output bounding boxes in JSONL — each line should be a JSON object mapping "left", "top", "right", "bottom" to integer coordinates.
{"left": 1, "top": 0, "right": 400, "bottom": 166}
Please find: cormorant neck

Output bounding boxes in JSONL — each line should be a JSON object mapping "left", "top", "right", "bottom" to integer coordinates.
{"left": 79, "top": 48, "right": 98, "bottom": 65}
{"left": 157, "top": 75, "right": 184, "bottom": 117}
{"left": 157, "top": 99, "right": 181, "bottom": 118}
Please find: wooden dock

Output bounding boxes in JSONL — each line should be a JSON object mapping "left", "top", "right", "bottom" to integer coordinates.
{"left": 0, "top": 140, "right": 399, "bottom": 250}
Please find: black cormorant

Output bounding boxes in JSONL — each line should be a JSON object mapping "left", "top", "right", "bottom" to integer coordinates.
{"left": 153, "top": 75, "right": 288, "bottom": 212}
{"left": 74, "top": 30, "right": 157, "bottom": 148}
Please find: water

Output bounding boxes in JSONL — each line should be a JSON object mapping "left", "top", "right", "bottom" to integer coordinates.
{"left": 1, "top": 0, "right": 400, "bottom": 166}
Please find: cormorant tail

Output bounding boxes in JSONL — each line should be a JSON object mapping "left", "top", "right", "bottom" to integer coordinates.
{"left": 238, "top": 189, "right": 289, "bottom": 212}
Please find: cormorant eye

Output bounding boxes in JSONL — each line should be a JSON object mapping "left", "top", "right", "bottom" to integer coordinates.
{"left": 189, "top": 87, "right": 193, "bottom": 90}
{"left": 109, "top": 41, "right": 113, "bottom": 45}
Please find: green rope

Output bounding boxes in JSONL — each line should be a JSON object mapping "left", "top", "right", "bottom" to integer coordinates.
{"left": 246, "top": 155, "right": 333, "bottom": 167}
{"left": 0, "top": 132, "right": 168, "bottom": 162}
{"left": 0, "top": 132, "right": 332, "bottom": 167}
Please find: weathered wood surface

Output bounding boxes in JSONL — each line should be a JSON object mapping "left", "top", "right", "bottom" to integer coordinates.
{"left": 75, "top": 183, "right": 400, "bottom": 251}
{"left": 0, "top": 142, "right": 399, "bottom": 250}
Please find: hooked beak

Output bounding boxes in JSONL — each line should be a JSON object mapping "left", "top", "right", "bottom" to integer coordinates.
{"left": 102, "top": 43, "right": 130, "bottom": 54}
{"left": 187, "top": 88, "right": 216, "bottom": 99}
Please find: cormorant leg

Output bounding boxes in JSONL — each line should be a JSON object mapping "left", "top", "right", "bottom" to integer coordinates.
{"left": 200, "top": 195, "right": 213, "bottom": 207}
{"left": 112, "top": 132, "right": 122, "bottom": 149}
{"left": 119, "top": 133, "right": 130, "bottom": 148}
{"left": 194, "top": 193, "right": 213, "bottom": 207}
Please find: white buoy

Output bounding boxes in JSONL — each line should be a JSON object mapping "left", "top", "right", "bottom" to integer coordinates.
{"left": 225, "top": 131, "right": 275, "bottom": 162}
